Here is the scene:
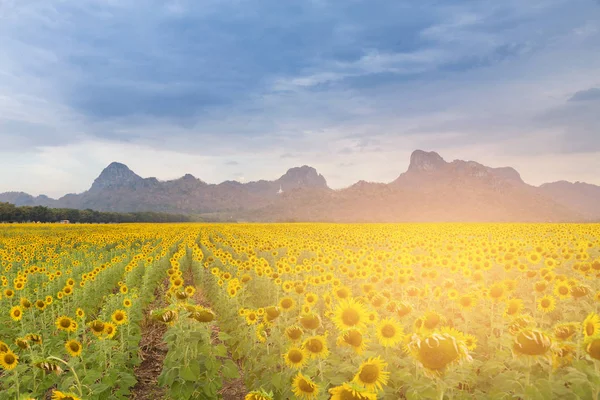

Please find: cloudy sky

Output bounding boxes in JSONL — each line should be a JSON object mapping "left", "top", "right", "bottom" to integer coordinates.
{"left": 1, "top": 0, "right": 599, "bottom": 197}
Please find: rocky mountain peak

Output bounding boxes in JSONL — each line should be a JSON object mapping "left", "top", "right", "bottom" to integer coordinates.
{"left": 407, "top": 150, "right": 447, "bottom": 172}
{"left": 278, "top": 166, "right": 328, "bottom": 190}
{"left": 90, "top": 162, "right": 143, "bottom": 191}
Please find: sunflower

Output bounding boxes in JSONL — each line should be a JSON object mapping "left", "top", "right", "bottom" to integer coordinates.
{"left": 422, "top": 310, "right": 443, "bottom": 331}
{"left": 0, "top": 341, "right": 9, "bottom": 352}
{"left": 75, "top": 308, "right": 85, "bottom": 319}
{"left": 553, "top": 322, "right": 579, "bottom": 341}
{"left": 111, "top": 310, "right": 128, "bottom": 325}
{"left": 553, "top": 282, "right": 571, "bottom": 299}
{"left": 329, "top": 382, "right": 377, "bottom": 400}
{"left": 407, "top": 332, "right": 470, "bottom": 376}
{"left": 9, "top": 305, "right": 23, "bottom": 321}
{"left": 283, "top": 346, "right": 308, "bottom": 369}
{"left": 304, "top": 292, "right": 318, "bottom": 306}
{"left": 337, "top": 329, "right": 368, "bottom": 354}
{"left": 51, "top": 390, "right": 81, "bottom": 400}
{"left": 302, "top": 335, "right": 329, "bottom": 359}
{"left": 396, "top": 301, "right": 413, "bottom": 318}
{"left": 245, "top": 311, "right": 259, "bottom": 325}
{"left": 104, "top": 322, "right": 117, "bottom": 339}
{"left": 291, "top": 372, "right": 319, "bottom": 399}
{"left": 123, "top": 298, "right": 132, "bottom": 308}
{"left": 26, "top": 333, "right": 43, "bottom": 345}
{"left": 463, "top": 333, "right": 478, "bottom": 351}
{"left": 488, "top": 283, "right": 505, "bottom": 302}
{"left": 285, "top": 325, "right": 304, "bottom": 342}
{"left": 65, "top": 339, "right": 82, "bottom": 357}
{"left": 333, "top": 298, "right": 368, "bottom": 331}
{"left": 15, "top": 337, "right": 29, "bottom": 349}
{"left": 553, "top": 343, "right": 576, "bottom": 369}
{"left": 376, "top": 318, "right": 404, "bottom": 348}
{"left": 0, "top": 350, "right": 18, "bottom": 370}
{"left": 20, "top": 297, "right": 32, "bottom": 309}
{"left": 585, "top": 337, "right": 600, "bottom": 361}
{"left": 245, "top": 389, "right": 273, "bottom": 400}
{"left": 583, "top": 313, "right": 600, "bottom": 338}
{"left": 571, "top": 285, "right": 591, "bottom": 299}
{"left": 504, "top": 298, "right": 524, "bottom": 318}
{"left": 352, "top": 356, "right": 389, "bottom": 393}
{"left": 527, "top": 252, "right": 541, "bottom": 264}
{"left": 537, "top": 295, "right": 556, "bottom": 313}
{"left": 457, "top": 294, "right": 477, "bottom": 311}
{"left": 192, "top": 307, "right": 215, "bottom": 323}
{"left": 513, "top": 329, "right": 552, "bottom": 358}
{"left": 89, "top": 320, "right": 106, "bottom": 337}
{"left": 35, "top": 299, "right": 47, "bottom": 310}
{"left": 56, "top": 316, "right": 77, "bottom": 332}
{"left": 279, "top": 297, "right": 296, "bottom": 312}
{"left": 299, "top": 312, "right": 321, "bottom": 331}
{"left": 265, "top": 306, "right": 280, "bottom": 322}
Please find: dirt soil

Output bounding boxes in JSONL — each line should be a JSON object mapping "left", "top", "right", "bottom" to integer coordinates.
{"left": 130, "top": 279, "right": 169, "bottom": 400}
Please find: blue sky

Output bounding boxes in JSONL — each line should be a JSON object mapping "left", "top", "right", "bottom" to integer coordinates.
{"left": 1, "top": 0, "right": 599, "bottom": 196}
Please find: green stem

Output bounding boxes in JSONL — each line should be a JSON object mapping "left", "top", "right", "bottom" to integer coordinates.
{"left": 48, "top": 356, "right": 84, "bottom": 397}
{"left": 14, "top": 369, "right": 20, "bottom": 398}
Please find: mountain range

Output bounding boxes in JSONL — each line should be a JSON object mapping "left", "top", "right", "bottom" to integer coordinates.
{"left": 1, "top": 150, "right": 599, "bottom": 222}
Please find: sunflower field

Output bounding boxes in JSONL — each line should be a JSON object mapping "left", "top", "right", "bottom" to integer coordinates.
{"left": 1, "top": 223, "right": 600, "bottom": 400}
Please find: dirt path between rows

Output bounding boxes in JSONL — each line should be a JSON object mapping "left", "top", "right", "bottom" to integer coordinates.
{"left": 130, "top": 279, "right": 169, "bottom": 400}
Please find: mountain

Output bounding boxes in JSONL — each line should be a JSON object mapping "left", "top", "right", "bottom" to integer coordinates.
{"left": 539, "top": 181, "right": 600, "bottom": 220}
{"left": 247, "top": 150, "right": 583, "bottom": 222}
{"left": 0, "top": 163, "right": 330, "bottom": 215}
{"left": 1, "top": 150, "right": 598, "bottom": 222}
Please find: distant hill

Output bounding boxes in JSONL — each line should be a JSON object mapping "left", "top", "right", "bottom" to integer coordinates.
{"left": 1, "top": 150, "right": 599, "bottom": 222}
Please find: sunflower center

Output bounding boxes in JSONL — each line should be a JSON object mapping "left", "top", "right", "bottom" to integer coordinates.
{"left": 381, "top": 324, "right": 396, "bottom": 338}
{"left": 490, "top": 287, "right": 504, "bottom": 298}
{"left": 419, "top": 336, "right": 460, "bottom": 370}
{"left": 559, "top": 286, "right": 569, "bottom": 295}
{"left": 338, "top": 388, "right": 360, "bottom": 400}
{"left": 4, "top": 354, "right": 15, "bottom": 364}
{"left": 341, "top": 309, "right": 360, "bottom": 326}
{"left": 513, "top": 331, "right": 551, "bottom": 356}
{"left": 358, "top": 364, "right": 380, "bottom": 384}
{"left": 288, "top": 329, "right": 302, "bottom": 340}
{"left": 306, "top": 339, "right": 323, "bottom": 353}
{"left": 281, "top": 299, "right": 293, "bottom": 309}
{"left": 541, "top": 299, "right": 551, "bottom": 308}
{"left": 92, "top": 322, "right": 105, "bottom": 332}
{"left": 586, "top": 322, "right": 595, "bottom": 336}
{"left": 69, "top": 342, "right": 80, "bottom": 352}
{"left": 424, "top": 315, "right": 440, "bottom": 329}
{"left": 588, "top": 339, "right": 600, "bottom": 361}
{"left": 60, "top": 319, "right": 71, "bottom": 328}
{"left": 298, "top": 378, "right": 315, "bottom": 393}
{"left": 345, "top": 331, "right": 362, "bottom": 347}
{"left": 288, "top": 349, "right": 304, "bottom": 363}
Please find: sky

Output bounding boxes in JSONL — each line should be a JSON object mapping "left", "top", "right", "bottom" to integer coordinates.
{"left": 1, "top": 0, "right": 599, "bottom": 197}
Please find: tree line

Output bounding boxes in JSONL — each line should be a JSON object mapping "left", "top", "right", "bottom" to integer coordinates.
{"left": 0, "top": 202, "right": 192, "bottom": 223}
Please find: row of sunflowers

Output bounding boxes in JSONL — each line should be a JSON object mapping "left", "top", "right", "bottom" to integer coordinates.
{"left": 0, "top": 224, "right": 194, "bottom": 399}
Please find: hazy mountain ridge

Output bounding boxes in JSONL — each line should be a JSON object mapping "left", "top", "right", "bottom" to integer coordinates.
{"left": 1, "top": 150, "right": 599, "bottom": 222}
